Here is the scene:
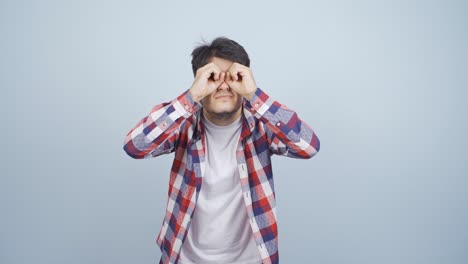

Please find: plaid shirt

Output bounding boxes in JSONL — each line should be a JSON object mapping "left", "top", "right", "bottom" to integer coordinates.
{"left": 123, "top": 87, "right": 320, "bottom": 264}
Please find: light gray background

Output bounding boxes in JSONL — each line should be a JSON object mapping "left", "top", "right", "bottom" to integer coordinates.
{"left": 1, "top": 0, "right": 467, "bottom": 263}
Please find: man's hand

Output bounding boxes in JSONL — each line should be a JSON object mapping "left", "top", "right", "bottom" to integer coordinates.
{"left": 189, "top": 62, "right": 226, "bottom": 102}
{"left": 226, "top": 63, "right": 257, "bottom": 101}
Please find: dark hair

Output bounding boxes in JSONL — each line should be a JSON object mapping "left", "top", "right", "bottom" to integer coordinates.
{"left": 191, "top": 36, "right": 250, "bottom": 76}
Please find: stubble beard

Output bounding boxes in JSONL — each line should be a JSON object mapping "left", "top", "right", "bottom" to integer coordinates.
{"left": 206, "top": 109, "right": 238, "bottom": 120}
{"left": 202, "top": 97, "right": 243, "bottom": 121}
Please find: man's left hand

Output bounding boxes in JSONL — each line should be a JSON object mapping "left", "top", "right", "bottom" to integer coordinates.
{"left": 226, "top": 63, "right": 257, "bottom": 101}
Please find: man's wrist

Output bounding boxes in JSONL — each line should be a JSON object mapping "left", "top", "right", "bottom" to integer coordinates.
{"left": 244, "top": 87, "right": 273, "bottom": 117}
{"left": 188, "top": 89, "right": 202, "bottom": 102}
{"left": 244, "top": 91, "right": 255, "bottom": 101}
{"left": 176, "top": 89, "right": 202, "bottom": 116}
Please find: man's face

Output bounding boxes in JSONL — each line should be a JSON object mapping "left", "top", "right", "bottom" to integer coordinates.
{"left": 200, "top": 57, "right": 243, "bottom": 119}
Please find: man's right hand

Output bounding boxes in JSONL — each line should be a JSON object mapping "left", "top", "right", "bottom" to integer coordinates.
{"left": 189, "top": 62, "right": 226, "bottom": 102}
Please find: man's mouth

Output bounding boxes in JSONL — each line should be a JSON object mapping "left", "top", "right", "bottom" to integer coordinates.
{"left": 215, "top": 94, "right": 233, "bottom": 99}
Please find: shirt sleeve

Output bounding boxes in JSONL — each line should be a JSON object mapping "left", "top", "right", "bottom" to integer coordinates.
{"left": 244, "top": 87, "right": 320, "bottom": 159}
{"left": 123, "top": 89, "right": 202, "bottom": 159}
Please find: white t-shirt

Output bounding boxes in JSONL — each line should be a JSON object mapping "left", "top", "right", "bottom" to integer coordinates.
{"left": 178, "top": 113, "right": 261, "bottom": 264}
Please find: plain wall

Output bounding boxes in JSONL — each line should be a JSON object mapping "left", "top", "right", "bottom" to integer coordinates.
{"left": 1, "top": 0, "right": 467, "bottom": 263}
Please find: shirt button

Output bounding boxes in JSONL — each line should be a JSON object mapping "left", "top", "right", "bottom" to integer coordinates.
{"left": 184, "top": 104, "right": 189, "bottom": 110}
{"left": 254, "top": 103, "right": 259, "bottom": 108}
{"left": 276, "top": 122, "right": 281, "bottom": 126}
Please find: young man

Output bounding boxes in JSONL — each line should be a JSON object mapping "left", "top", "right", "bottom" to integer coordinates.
{"left": 123, "top": 37, "right": 320, "bottom": 264}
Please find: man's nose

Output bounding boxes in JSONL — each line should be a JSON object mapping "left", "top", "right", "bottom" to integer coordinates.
{"left": 217, "top": 74, "right": 230, "bottom": 90}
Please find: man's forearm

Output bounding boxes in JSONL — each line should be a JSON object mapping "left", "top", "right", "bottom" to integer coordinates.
{"left": 245, "top": 87, "right": 320, "bottom": 158}
{"left": 123, "top": 90, "right": 201, "bottom": 159}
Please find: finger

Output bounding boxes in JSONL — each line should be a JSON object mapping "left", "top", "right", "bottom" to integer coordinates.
{"left": 232, "top": 64, "right": 245, "bottom": 81}
{"left": 234, "top": 71, "right": 242, "bottom": 81}
{"left": 228, "top": 64, "right": 235, "bottom": 81}
{"left": 196, "top": 63, "right": 210, "bottom": 75}
{"left": 198, "top": 62, "right": 215, "bottom": 77}
{"left": 229, "top": 68, "right": 238, "bottom": 81}
{"left": 213, "top": 64, "right": 224, "bottom": 81}
{"left": 230, "top": 63, "right": 250, "bottom": 79}
{"left": 199, "top": 62, "right": 218, "bottom": 80}
{"left": 217, "top": 72, "right": 225, "bottom": 83}
{"left": 209, "top": 67, "right": 221, "bottom": 81}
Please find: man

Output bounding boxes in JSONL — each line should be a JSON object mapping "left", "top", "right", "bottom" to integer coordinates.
{"left": 123, "top": 36, "right": 320, "bottom": 264}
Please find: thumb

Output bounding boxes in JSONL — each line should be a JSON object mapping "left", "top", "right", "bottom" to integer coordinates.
{"left": 226, "top": 72, "right": 235, "bottom": 85}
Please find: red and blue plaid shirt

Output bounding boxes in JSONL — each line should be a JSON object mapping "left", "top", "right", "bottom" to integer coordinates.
{"left": 123, "top": 87, "right": 320, "bottom": 264}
